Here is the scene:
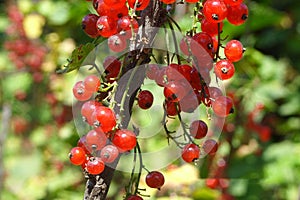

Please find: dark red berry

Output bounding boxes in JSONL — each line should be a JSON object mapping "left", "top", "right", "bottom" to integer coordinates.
{"left": 82, "top": 14, "right": 99, "bottom": 38}
{"left": 202, "top": 139, "right": 218, "bottom": 155}
{"left": 137, "top": 90, "right": 154, "bottom": 109}
{"left": 190, "top": 120, "right": 208, "bottom": 139}
{"left": 181, "top": 143, "right": 200, "bottom": 163}
{"left": 145, "top": 171, "right": 165, "bottom": 189}
{"left": 212, "top": 96, "right": 234, "bottom": 117}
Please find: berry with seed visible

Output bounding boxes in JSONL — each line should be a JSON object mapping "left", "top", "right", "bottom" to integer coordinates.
{"left": 203, "top": 0, "right": 228, "bottom": 23}
{"left": 214, "top": 59, "right": 235, "bottom": 80}
{"left": 73, "top": 81, "right": 93, "bottom": 101}
{"left": 100, "top": 145, "right": 119, "bottom": 163}
{"left": 227, "top": 3, "right": 248, "bottom": 26}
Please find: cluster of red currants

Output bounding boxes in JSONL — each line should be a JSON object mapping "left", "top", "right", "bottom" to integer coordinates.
{"left": 4, "top": 5, "right": 47, "bottom": 82}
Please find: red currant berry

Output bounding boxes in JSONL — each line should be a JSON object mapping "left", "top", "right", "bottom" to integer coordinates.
{"left": 117, "top": 16, "right": 139, "bottom": 39}
{"left": 128, "top": 0, "right": 150, "bottom": 11}
{"left": 86, "top": 129, "right": 107, "bottom": 151}
{"left": 100, "top": 145, "right": 119, "bottom": 163}
{"left": 206, "top": 178, "right": 219, "bottom": 189}
{"left": 137, "top": 90, "right": 154, "bottom": 109}
{"left": 112, "top": 129, "right": 137, "bottom": 152}
{"left": 202, "top": 139, "right": 218, "bottom": 155}
{"left": 103, "top": 56, "right": 121, "bottom": 82}
{"left": 73, "top": 81, "right": 93, "bottom": 101}
{"left": 214, "top": 59, "right": 235, "bottom": 80}
{"left": 201, "top": 18, "right": 223, "bottom": 36}
{"left": 160, "top": 0, "right": 176, "bottom": 4}
{"left": 92, "top": 106, "right": 117, "bottom": 133}
{"left": 86, "top": 157, "right": 105, "bottom": 175}
{"left": 227, "top": 3, "right": 248, "bottom": 26}
{"left": 108, "top": 35, "right": 127, "bottom": 52}
{"left": 81, "top": 100, "right": 102, "bottom": 125}
{"left": 208, "top": 86, "right": 223, "bottom": 99}
{"left": 145, "top": 171, "right": 165, "bottom": 189}
{"left": 83, "top": 75, "right": 101, "bottom": 92}
{"left": 192, "top": 32, "right": 214, "bottom": 58}
{"left": 181, "top": 143, "right": 200, "bottom": 163}
{"left": 164, "top": 81, "right": 189, "bottom": 102}
{"left": 69, "top": 147, "right": 86, "bottom": 165}
{"left": 212, "top": 96, "right": 234, "bottom": 117}
{"left": 223, "top": 0, "right": 243, "bottom": 6}
{"left": 96, "top": 15, "right": 117, "bottom": 38}
{"left": 103, "top": 0, "right": 126, "bottom": 9}
{"left": 190, "top": 120, "right": 208, "bottom": 139}
{"left": 154, "top": 67, "right": 167, "bottom": 87}
{"left": 163, "top": 100, "right": 181, "bottom": 116}
{"left": 82, "top": 14, "right": 99, "bottom": 38}
{"left": 203, "top": 0, "right": 228, "bottom": 23}
{"left": 127, "top": 195, "right": 143, "bottom": 200}
{"left": 224, "top": 40, "right": 244, "bottom": 62}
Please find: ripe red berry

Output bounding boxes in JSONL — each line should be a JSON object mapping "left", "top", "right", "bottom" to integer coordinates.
{"left": 92, "top": 106, "right": 117, "bottom": 133}
{"left": 145, "top": 171, "right": 165, "bottom": 189}
{"left": 192, "top": 32, "right": 214, "bottom": 58}
{"left": 112, "top": 129, "right": 137, "bottom": 152}
{"left": 83, "top": 75, "right": 101, "bottom": 92}
{"left": 100, "top": 145, "right": 119, "bottom": 163}
{"left": 227, "top": 3, "right": 248, "bottom": 26}
{"left": 201, "top": 18, "right": 224, "bottom": 36}
{"left": 137, "top": 90, "right": 154, "bottom": 109}
{"left": 73, "top": 81, "right": 93, "bottom": 101}
{"left": 181, "top": 143, "right": 200, "bottom": 163}
{"left": 77, "top": 135, "right": 91, "bottom": 155}
{"left": 103, "top": 0, "right": 126, "bottom": 9}
{"left": 206, "top": 178, "right": 219, "bottom": 189}
{"left": 178, "top": 91, "right": 200, "bottom": 113}
{"left": 160, "top": 0, "right": 176, "bottom": 4}
{"left": 103, "top": 56, "right": 121, "bottom": 82}
{"left": 69, "top": 147, "right": 86, "bottom": 165}
{"left": 202, "top": 139, "right": 218, "bottom": 155}
{"left": 82, "top": 14, "right": 99, "bottom": 38}
{"left": 117, "top": 16, "right": 139, "bottom": 39}
{"left": 81, "top": 100, "right": 102, "bottom": 125}
{"left": 163, "top": 100, "right": 181, "bottom": 116}
{"left": 127, "top": 195, "right": 143, "bottom": 200}
{"left": 224, "top": 40, "right": 244, "bottom": 62}
{"left": 203, "top": 0, "right": 228, "bottom": 23}
{"left": 214, "top": 59, "right": 235, "bottom": 80}
{"left": 212, "top": 96, "right": 234, "bottom": 117}
{"left": 189, "top": 120, "right": 208, "bottom": 139}
{"left": 108, "top": 35, "right": 127, "bottom": 52}
{"left": 223, "top": 0, "right": 243, "bottom": 6}
{"left": 164, "top": 81, "right": 189, "bottom": 102}
{"left": 128, "top": 0, "right": 150, "bottom": 11}
{"left": 86, "top": 129, "right": 107, "bottom": 151}
{"left": 96, "top": 15, "right": 117, "bottom": 38}
{"left": 86, "top": 157, "right": 105, "bottom": 175}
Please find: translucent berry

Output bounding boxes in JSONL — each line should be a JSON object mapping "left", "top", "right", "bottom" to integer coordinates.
{"left": 117, "top": 16, "right": 139, "bottom": 39}
{"left": 223, "top": 0, "right": 243, "bottom": 6}
{"left": 92, "top": 106, "right": 117, "bottom": 133}
{"left": 82, "top": 14, "right": 99, "bottom": 38}
{"left": 112, "top": 129, "right": 137, "bottom": 152}
{"left": 181, "top": 143, "right": 200, "bottom": 163}
{"left": 145, "top": 171, "right": 165, "bottom": 189}
{"left": 202, "top": 139, "right": 218, "bottom": 155}
{"left": 203, "top": 0, "right": 228, "bottom": 23}
{"left": 224, "top": 40, "right": 244, "bottom": 62}
{"left": 86, "top": 129, "right": 107, "bottom": 151}
{"left": 108, "top": 35, "right": 127, "bottom": 52}
{"left": 164, "top": 100, "right": 181, "bottom": 116}
{"left": 190, "top": 120, "right": 208, "bottom": 139}
{"left": 73, "top": 81, "right": 93, "bottom": 101}
{"left": 86, "top": 157, "right": 105, "bottom": 175}
{"left": 100, "top": 145, "right": 119, "bottom": 163}
{"left": 137, "top": 90, "right": 154, "bottom": 109}
{"left": 81, "top": 100, "right": 102, "bottom": 125}
{"left": 214, "top": 59, "right": 235, "bottom": 80}
{"left": 227, "top": 3, "right": 248, "bottom": 26}
{"left": 96, "top": 15, "right": 117, "bottom": 38}
{"left": 69, "top": 147, "right": 86, "bottom": 165}
{"left": 83, "top": 75, "right": 101, "bottom": 92}
{"left": 212, "top": 96, "right": 234, "bottom": 117}
{"left": 201, "top": 18, "right": 223, "bottom": 36}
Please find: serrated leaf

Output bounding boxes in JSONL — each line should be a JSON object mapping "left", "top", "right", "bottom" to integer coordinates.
{"left": 57, "top": 43, "right": 95, "bottom": 74}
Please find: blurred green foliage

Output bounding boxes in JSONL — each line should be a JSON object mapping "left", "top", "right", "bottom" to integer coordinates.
{"left": 0, "top": 0, "right": 299, "bottom": 200}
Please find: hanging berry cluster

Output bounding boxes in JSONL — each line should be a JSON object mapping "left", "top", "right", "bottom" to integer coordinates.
{"left": 64, "top": 0, "right": 248, "bottom": 199}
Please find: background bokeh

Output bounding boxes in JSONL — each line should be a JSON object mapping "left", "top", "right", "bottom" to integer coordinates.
{"left": 0, "top": 0, "right": 299, "bottom": 199}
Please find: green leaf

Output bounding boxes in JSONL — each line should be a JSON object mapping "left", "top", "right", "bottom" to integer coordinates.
{"left": 57, "top": 43, "right": 95, "bottom": 74}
